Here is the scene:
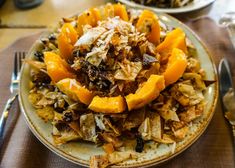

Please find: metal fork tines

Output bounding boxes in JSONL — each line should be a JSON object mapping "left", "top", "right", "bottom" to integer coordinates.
{"left": 0, "top": 52, "right": 26, "bottom": 148}
{"left": 11, "top": 52, "right": 26, "bottom": 93}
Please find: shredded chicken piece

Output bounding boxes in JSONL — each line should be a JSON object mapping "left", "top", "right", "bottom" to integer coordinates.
{"left": 158, "top": 98, "right": 180, "bottom": 121}
{"left": 80, "top": 113, "right": 97, "bottom": 142}
{"left": 90, "top": 155, "right": 109, "bottom": 168}
{"left": 74, "top": 26, "right": 107, "bottom": 50}
{"left": 27, "top": 6, "right": 208, "bottom": 167}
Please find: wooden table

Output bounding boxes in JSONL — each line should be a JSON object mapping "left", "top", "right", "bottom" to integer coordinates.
{"left": 0, "top": 0, "right": 235, "bottom": 50}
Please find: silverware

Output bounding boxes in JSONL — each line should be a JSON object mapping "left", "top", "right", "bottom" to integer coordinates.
{"left": 219, "top": 12, "right": 235, "bottom": 48}
{"left": 0, "top": 52, "right": 26, "bottom": 148}
{"left": 218, "top": 58, "right": 235, "bottom": 146}
{"left": 219, "top": 12, "right": 235, "bottom": 27}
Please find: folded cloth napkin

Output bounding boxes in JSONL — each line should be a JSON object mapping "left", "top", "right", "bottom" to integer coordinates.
{"left": 0, "top": 17, "right": 234, "bottom": 168}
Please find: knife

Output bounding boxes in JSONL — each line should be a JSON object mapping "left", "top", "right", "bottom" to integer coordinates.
{"left": 218, "top": 58, "right": 235, "bottom": 147}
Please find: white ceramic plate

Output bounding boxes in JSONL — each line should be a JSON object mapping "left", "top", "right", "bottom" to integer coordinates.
{"left": 19, "top": 8, "right": 218, "bottom": 168}
{"left": 118, "top": 0, "right": 216, "bottom": 14}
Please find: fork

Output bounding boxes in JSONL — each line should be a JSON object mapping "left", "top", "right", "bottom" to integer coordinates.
{"left": 0, "top": 52, "right": 26, "bottom": 148}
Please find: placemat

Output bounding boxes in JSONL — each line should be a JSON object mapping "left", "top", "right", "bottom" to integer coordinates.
{"left": 0, "top": 17, "right": 234, "bottom": 168}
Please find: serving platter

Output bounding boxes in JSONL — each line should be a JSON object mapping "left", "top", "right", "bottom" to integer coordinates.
{"left": 19, "top": 7, "right": 218, "bottom": 167}
{"left": 118, "top": 0, "right": 216, "bottom": 14}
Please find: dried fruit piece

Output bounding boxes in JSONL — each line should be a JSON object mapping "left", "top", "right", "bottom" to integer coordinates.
{"left": 135, "top": 135, "right": 144, "bottom": 153}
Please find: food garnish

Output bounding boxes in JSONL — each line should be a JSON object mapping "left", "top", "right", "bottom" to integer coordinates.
{"left": 27, "top": 3, "right": 208, "bottom": 167}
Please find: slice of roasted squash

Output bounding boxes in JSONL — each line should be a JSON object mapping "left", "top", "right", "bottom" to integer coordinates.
{"left": 89, "top": 7, "right": 102, "bottom": 25}
{"left": 113, "top": 3, "right": 128, "bottom": 21}
{"left": 163, "top": 48, "right": 187, "bottom": 86}
{"left": 44, "top": 52, "right": 75, "bottom": 83}
{"left": 58, "top": 23, "right": 78, "bottom": 61}
{"left": 56, "top": 78, "right": 93, "bottom": 105}
{"left": 125, "top": 75, "right": 165, "bottom": 111}
{"left": 58, "top": 33, "right": 73, "bottom": 61}
{"left": 61, "top": 23, "right": 78, "bottom": 44}
{"left": 101, "top": 3, "right": 115, "bottom": 19}
{"left": 156, "top": 28, "right": 187, "bottom": 62}
{"left": 136, "top": 10, "right": 160, "bottom": 45}
{"left": 88, "top": 95, "right": 126, "bottom": 113}
{"left": 77, "top": 7, "right": 101, "bottom": 36}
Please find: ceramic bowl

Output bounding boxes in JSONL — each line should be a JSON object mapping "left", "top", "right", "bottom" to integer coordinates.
{"left": 19, "top": 9, "right": 218, "bottom": 167}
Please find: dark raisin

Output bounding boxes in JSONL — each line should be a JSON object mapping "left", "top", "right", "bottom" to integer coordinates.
{"left": 130, "top": 46, "right": 142, "bottom": 61}
{"left": 32, "top": 71, "right": 51, "bottom": 87}
{"left": 72, "top": 50, "right": 80, "bottom": 57}
{"left": 135, "top": 135, "right": 144, "bottom": 153}
{"left": 46, "top": 84, "right": 55, "bottom": 91}
{"left": 54, "top": 106, "right": 64, "bottom": 113}
{"left": 55, "top": 123, "right": 71, "bottom": 132}
{"left": 67, "top": 59, "right": 74, "bottom": 65}
{"left": 88, "top": 68, "right": 98, "bottom": 81}
{"left": 34, "top": 51, "right": 44, "bottom": 62}
{"left": 64, "top": 101, "right": 69, "bottom": 108}
{"left": 97, "top": 80, "right": 110, "bottom": 90}
{"left": 79, "top": 60, "right": 111, "bottom": 92}
{"left": 108, "top": 45, "right": 115, "bottom": 54}
{"left": 48, "top": 34, "right": 56, "bottom": 41}
{"left": 40, "top": 38, "right": 49, "bottom": 45}
{"left": 98, "top": 61, "right": 107, "bottom": 71}
{"left": 204, "top": 80, "right": 216, "bottom": 87}
{"left": 142, "top": 53, "right": 157, "bottom": 69}
{"left": 132, "top": 18, "right": 138, "bottom": 26}
{"left": 62, "top": 112, "right": 73, "bottom": 122}
{"left": 146, "top": 24, "right": 152, "bottom": 33}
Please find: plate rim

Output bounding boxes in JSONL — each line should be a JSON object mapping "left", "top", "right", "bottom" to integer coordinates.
{"left": 18, "top": 11, "right": 219, "bottom": 168}
{"left": 117, "top": 0, "right": 216, "bottom": 14}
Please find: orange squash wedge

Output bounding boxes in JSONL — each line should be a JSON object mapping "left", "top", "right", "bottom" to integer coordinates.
{"left": 90, "top": 7, "right": 102, "bottom": 24}
{"left": 77, "top": 7, "right": 101, "bottom": 36}
{"left": 44, "top": 52, "right": 75, "bottom": 83}
{"left": 101, "top": 3, "right": 115, "bottom": 20}
{"left": 61, "top": 23, "right": 78, "bottom": 44}
{"left": 58, "top": 23, "right": 78, "bottom": 61}
{"left": 136, "top": 10, "right": 160, "bottom": 45}
{"left": 56, "top": 78, "right": 93, "bottom": 105}
{"left": 156, "top": 28, "right": 187, "bottom": 62}
{"left": 163, "top": 48, "right": 187, "bottom": 86}
{"left": 125, "top": 75, "right": 165, "bottom": 111}
{"left": 88, "top": 95, "right": 126, "bottom": 113}
{"left": 113, "top": 3, "right": 128, "bottom": 21}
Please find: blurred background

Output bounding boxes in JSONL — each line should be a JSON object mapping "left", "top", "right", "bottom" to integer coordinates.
{"left": 0, "top": 0, "right": 234, "bottom": 50}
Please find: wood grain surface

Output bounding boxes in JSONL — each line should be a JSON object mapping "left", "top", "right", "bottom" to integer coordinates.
{"left": 0, "top": 0, "right": 235, "bottom": 50}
